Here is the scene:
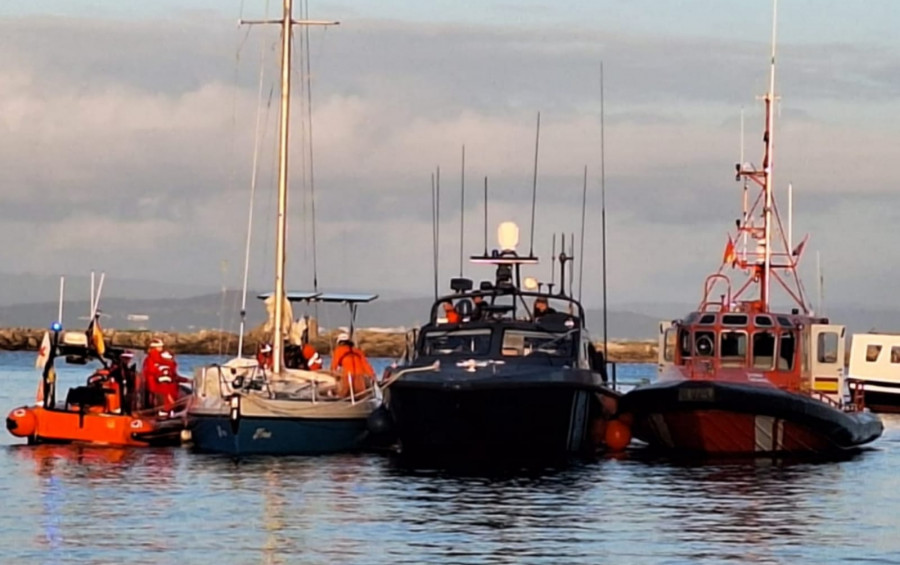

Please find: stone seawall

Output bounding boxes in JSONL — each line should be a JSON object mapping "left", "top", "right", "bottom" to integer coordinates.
{"left": 0, "top": 327, "right": 659, "bottom": 363}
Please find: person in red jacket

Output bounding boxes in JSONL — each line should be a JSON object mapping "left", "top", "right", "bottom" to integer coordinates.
{"left": 303, "top": 342, "right": 322, "bottom": 371}
{"left": 141, "top": 338, "right": 165, "bottom": 410}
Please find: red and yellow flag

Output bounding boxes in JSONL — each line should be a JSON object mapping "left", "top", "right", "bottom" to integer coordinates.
{"left": 722, "top": 236, "right": 736, "bottom": 266}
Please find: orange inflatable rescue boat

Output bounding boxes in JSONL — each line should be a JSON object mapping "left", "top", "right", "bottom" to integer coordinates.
{"left": 6, "top": 322, "right": 188, "bottom": 447}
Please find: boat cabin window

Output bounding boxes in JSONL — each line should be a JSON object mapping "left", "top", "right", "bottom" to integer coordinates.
{"left": 779, "top": 332, "right": 796, "bottom": 370}
{"left": 699, "top": 314, "right": 716, "bottom": 325}
{"left": 892, "top": 346, "right": 900, "bottom": 364}
{"left": 501, "top": 329, "right": 575, "bottom": 358}
{"left": 777, "top": 316, "right": 793, "bottom": 327}
{"left": 663, "top": 327, "right": 676, "bottom": 362}
{"left": 722, "top": 314, "right": 748, "bottom": 326}
{"left": 694, "top": 331, "right": 716, "bottom": 357}
{"left": 752, "top": 331, "right": 776, "bottom": 370}
{"left": 719, "top": 331, "right": 747, "bottom": 365}
{"left": 816, "top": 332, "right": 839, "bottom": 363}
{"left": 422, "top": 328, "right": 492, "bottom": 356}
{"left": 755, "top": 315, "right": 774, "bottom": 327}
{"left": 866, "top": 344, "right": 883, "bottom": 362}
{"left": 679, "top": 328, "right": 692, "bottom": 360}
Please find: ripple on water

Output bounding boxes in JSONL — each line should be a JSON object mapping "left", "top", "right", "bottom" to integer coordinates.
{"left": 2, "top": 352, "right": 900, "bottom": 563}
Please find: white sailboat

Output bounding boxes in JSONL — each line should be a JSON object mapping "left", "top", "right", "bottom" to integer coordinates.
{"left": 187, "top": 1, "right": 379, "bottom": 455}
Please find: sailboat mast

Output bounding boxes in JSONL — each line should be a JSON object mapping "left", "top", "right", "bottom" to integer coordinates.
{"left": 760, "top": 0, "right": 778, "bottom": 310}
{"left": 272, "top": 0, "right": 294, "bottom": 373}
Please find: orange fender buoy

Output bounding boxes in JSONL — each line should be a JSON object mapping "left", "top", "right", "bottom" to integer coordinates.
{"left": 7, "top": 407, "right": 37, "bottom": 438}
{"left": 605, "top": 419, "right": 632, "bottom": 452}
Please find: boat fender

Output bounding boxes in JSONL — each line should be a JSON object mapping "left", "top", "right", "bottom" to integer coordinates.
{"left": 229, "top": 395, "right": 241, "bottom": 435}
{"left": 605, "top": 419, "right": 632, "bottom": 452}
{"left": 366, "top": 405, "right": 393, "bottom": 436}
{"left": 6, "top": 407, "right": 37, "bottom": 438}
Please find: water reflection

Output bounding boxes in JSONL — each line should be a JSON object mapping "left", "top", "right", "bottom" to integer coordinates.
{"left": 2, "top": 355, "right": 900, "bottom": 563}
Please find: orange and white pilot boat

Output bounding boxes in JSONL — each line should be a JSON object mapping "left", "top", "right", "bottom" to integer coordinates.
{"left": 6, "top": 320, "right": 188, "bottom": 447}
{"left": 618, "top": 3, "right": 883, "bottom": 456}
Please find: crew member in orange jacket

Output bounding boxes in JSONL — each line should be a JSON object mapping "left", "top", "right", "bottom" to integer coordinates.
{"left": 330, "top": 333, "right": 374, "bottom": 398}
{"left": 442, "top": 301, "right": 460, "bottom": 324}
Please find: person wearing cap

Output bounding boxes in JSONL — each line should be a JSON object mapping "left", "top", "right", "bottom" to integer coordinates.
{"left": 302, "top": 342, "right": 323, "bottom": 371}
{"left": 115, "top": 351, "right": 136, "bottom": 412}
{"left": 532, "top": 297, "right": 557, "bottom": 320}
{"left": 330, "top": 332, "right": 375, "bottom": 399}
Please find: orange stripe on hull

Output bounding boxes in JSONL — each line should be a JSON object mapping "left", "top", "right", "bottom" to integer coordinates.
{"left": 643, "top": 410, "right": 834, "bottom": 454}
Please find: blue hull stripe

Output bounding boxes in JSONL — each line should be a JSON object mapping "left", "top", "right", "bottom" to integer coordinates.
{"left": 190, "top": 415, "right": 369, "bottom": 456}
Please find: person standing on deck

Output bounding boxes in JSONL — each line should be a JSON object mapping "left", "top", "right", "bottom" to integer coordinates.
{"left": 330, "top": 333, "right": 375, "bottom": 398}
{"left": 141, "top": 338, "right": 165, "bottom": 410}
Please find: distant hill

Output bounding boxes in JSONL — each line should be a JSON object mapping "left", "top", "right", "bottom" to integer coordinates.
{"left": 0, "top": 271, "right": 218, "bottom": 307}
{"left": 1, "top": 288, "right": 895, "bottom": 341}
{"left": 0, "top": 291, "right": 661, "bottom": 339}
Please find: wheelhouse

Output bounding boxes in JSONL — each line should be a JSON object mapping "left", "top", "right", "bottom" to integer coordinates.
{"left": 658, "top": 307, "right": 846, "bottom": 397}
{"left": 411, "top": 287, "right": 603, "bottom": 372}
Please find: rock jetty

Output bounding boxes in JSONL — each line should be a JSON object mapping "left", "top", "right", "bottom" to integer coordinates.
{"left": 0, "top": 327, "right": 659, "bottom": 363}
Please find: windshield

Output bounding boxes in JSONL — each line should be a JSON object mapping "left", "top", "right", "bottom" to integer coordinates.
{"left": 502, "top": 329, "right": 575, "bottom": 358}
{"left": 422, "top": 328, "right": 492, "bottom": 356}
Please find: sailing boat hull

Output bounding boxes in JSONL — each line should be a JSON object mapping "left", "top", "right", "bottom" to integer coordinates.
{"left": 620, "top": 380, "right": 883, "bottom": 455}
{"left": 189, "top": 413, "right": 369, "bottom": 456}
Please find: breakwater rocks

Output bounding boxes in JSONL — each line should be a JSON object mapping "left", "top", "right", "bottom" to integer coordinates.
{"left": 0, "top": 327, "right": 660, "bottom": 363}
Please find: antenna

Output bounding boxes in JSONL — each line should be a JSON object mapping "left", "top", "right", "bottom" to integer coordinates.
{"left": 434, "top": 165, "right": 441, "bottom": 288}
{"left": 431, "top": 171, "right": 438, "bottom": 300}
{"left": 459, "top": 144, "right": 465, "bottom": 276}
{"left": 91, "top": 272, "right": 105, "bottom": 320}
{"left": 528, "top": 111, "right": 541, "bottom": 257}
{"left": 600, "top": 61, "right": 609, "bottom": 357}
{"left": 578, "top": 165, "right": 588, "bottom": 301}
{"left": 760, "top": 0, "right": 779, "bottom": 308}
{"left": 740, "top": 108, "right": 748, "bottom": 259}
{"left": 558, "top": 232, "right": 567, "bottom": 297}
{"left": 817, "top": 250, "right": 824, "bottom": 315}
{"left": 482, "top": 176, "right": 489, "bottom": 255}
{"left": 90, "top": 271, "right": 95, "bottom": 322}
{"left": 569, "top": 233, "right": 575, "bottom": 298}
{"left": 57, "top": 276, "right": 65, "bottom": 326}
{"left": 549, "top": 233, "right": 557, "bottom": 295}
{"left": 788, "top": 181, "right": 793, "bottom": 251}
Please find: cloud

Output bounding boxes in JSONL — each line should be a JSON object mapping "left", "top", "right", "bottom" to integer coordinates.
{"left": 0, "top": 13, "right": 897, "bottom": 310}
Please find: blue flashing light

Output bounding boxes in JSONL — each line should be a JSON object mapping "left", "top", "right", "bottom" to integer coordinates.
{"left": 50, "top": 322, "right": 62, "bottom": 332}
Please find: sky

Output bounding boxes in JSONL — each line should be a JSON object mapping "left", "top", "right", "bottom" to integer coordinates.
{"left": 0, "top": 1, "right": 898, "bottom": 311}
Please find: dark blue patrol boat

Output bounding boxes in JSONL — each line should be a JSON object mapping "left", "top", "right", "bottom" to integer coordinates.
{"left": 380, "top": 223, "right": 621, "bottom": 463}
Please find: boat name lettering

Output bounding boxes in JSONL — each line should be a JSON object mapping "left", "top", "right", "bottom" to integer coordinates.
{"left": 678, "top": 387, "right": 715, "bottom": 402}
{"left": 253, "top": 428, "right": 272, "bottom": 440}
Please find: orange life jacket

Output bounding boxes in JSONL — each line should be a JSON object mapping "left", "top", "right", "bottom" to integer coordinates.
{"left": 331, "top": 345, "right": 374, "bottom": 398}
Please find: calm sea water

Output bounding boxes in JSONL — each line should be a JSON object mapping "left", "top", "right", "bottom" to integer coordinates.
{"left": 1, "top": 351, "right": 899, "bottom": 564}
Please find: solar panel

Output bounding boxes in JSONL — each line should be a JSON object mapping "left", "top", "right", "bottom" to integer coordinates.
{"left": 256, "top": 291, "right": 321, "bottom": 302}
{"left": 315, "top": 293, "right": 379, "bottom": 304}
{"left": 256, "top": 291, "right": 377, "bottom": 303}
